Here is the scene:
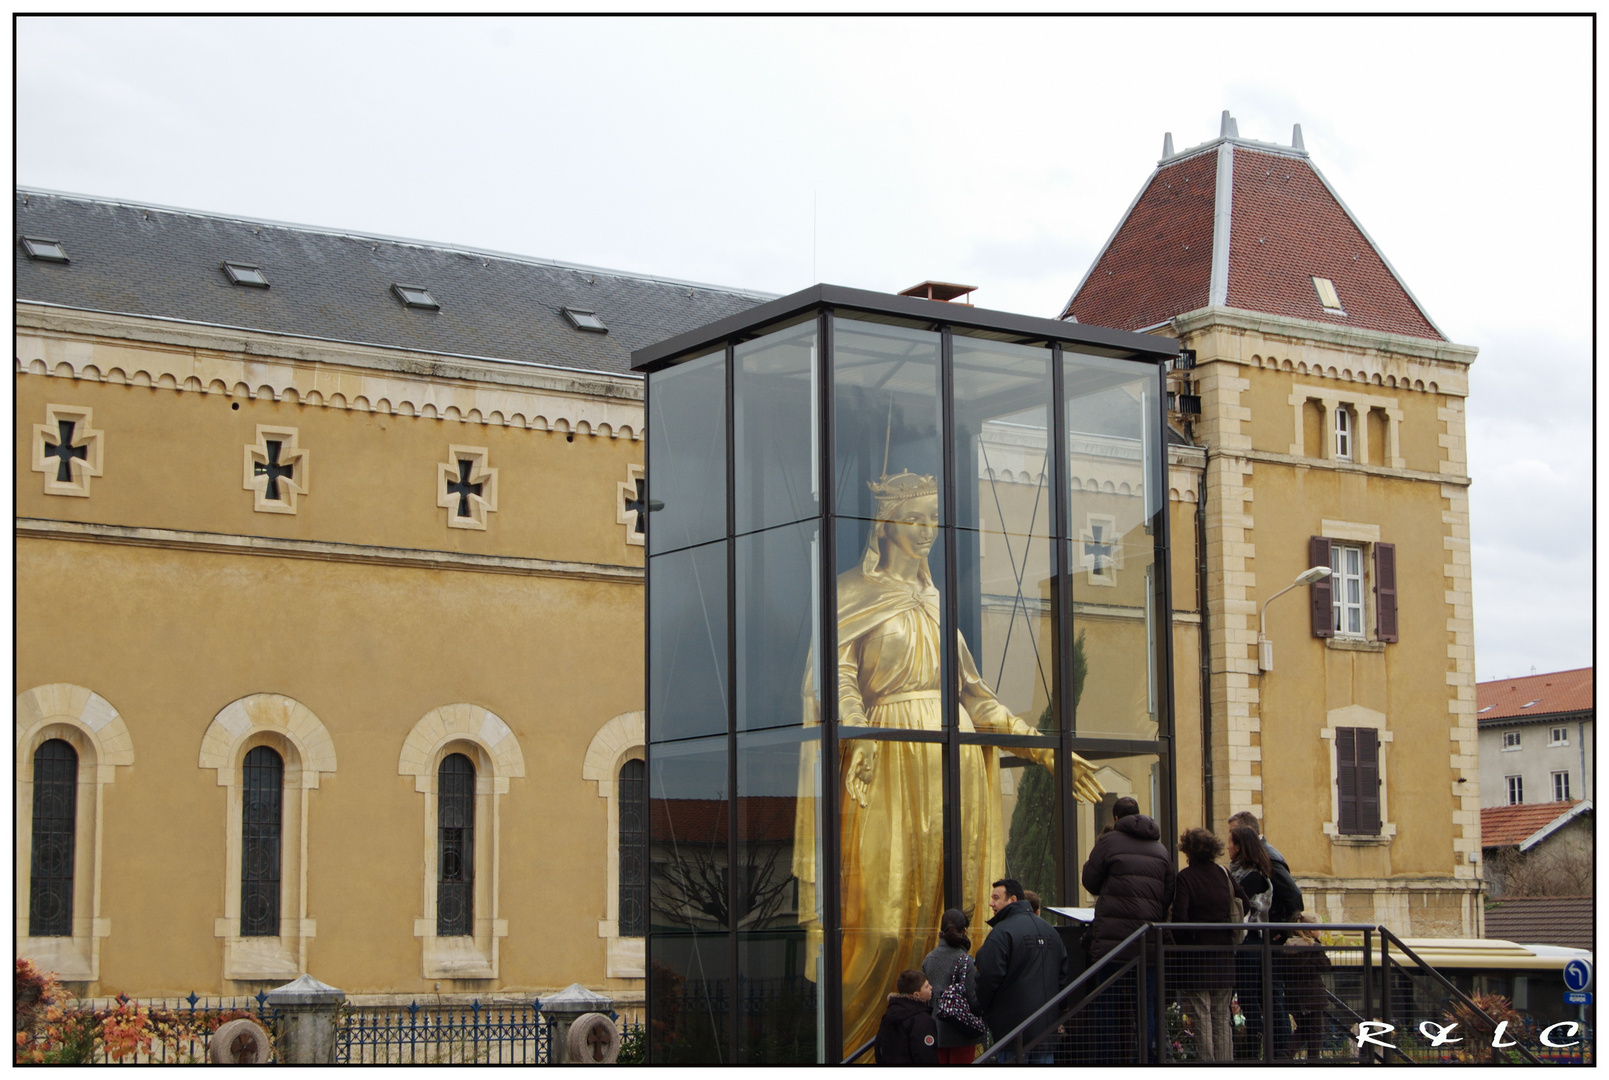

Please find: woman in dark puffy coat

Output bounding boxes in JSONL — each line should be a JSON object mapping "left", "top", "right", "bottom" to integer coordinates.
{"left": 1169, "top": 828, "right": 1251, "bottom": 1062}
{"left": 921, "top": 908, "right": 983, "bottom": 1064}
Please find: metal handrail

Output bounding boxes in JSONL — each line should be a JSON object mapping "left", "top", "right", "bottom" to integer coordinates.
{"left": 973, "top": 922, "right": 1153, "bottom": 1063}
{"left": 1379, "top": 927, "right": 1544, "bottom": 1066}
{"left": 840, "top": 1036, "right": 877, "bottom": 1064}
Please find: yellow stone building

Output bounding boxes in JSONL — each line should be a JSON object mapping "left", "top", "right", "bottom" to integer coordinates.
{"left": 13, "top": 189, "right": 770, "bottom": 1003}
{"left": 1064, "top": 116, "right": 1482, "bottom": 934}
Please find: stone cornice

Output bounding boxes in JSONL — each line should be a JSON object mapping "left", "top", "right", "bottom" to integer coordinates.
{"left": 1229, "top": 447, "right": 1470, "bottom": 486}
{"left": 16, "top": 303, "right": 646, "bottom": 439}
{"left": 1170, "top": 306, "right": 1478, "bottom": 366}
{"left": 17, "top": 518, "right": 644, "bottom": 583}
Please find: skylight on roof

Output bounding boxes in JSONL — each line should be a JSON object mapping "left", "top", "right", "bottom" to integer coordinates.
{"left": 1312, "top": 276, "right": 1344, "bottom": 312}
{"left": 223, "top": 262, "right": 270, "bottom": 288}
{"left": 21, "top": 237, "right": 69, "bottom": 262}
{"left": 563, "top": 307, "right": 608, "bottom": 333}
{"left": 1479, "top": 706, "right": 1493, "bottom": 713}
{"left": 393, "top": 284, "right": 439, "bottom": 310}
{"left": 1522, "top": 699, "right": 1541, "bottom": 708}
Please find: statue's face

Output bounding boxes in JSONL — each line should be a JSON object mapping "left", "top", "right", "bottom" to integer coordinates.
{"left": 882, "top": 493, "right": 938, "bottom": 562}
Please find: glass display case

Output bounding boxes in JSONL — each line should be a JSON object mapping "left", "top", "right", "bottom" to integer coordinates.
{"left": 635, "top": 285, "right": 1178, "bottom": 1063}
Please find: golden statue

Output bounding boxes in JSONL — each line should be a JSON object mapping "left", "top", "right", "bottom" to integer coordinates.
{"left": 794, "top": 471, "right": 1105, "bottom": 1057}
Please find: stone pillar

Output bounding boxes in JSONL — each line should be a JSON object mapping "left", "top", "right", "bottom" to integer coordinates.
{"left": 265, "top": 974, "right": 345, "bottom": 1064}
{"left": 541, "top": 983, "right": 616, "bottom": 1064}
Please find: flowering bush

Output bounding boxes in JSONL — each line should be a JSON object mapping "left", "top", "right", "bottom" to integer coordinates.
{"left": 14, "top": 958, "right": 271, "bottom": 1064}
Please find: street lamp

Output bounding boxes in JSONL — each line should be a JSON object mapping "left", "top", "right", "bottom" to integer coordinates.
{"left": 1258, "top": 565, "right": 1333, "bottom": 672}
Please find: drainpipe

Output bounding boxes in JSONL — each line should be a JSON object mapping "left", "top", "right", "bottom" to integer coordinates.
{"left": 1197, "top": 444, "right": 1213, "bottom": 827}
{"left": 1580, "top": 718, "right": 1588, "bottom": 801}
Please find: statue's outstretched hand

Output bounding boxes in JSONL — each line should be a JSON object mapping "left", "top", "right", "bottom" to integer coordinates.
{"left": 844, "top": 741, "right": 877, "bottom": 808}
{"left": 1071, "top": 751, "right": 1106, "bottom": 804}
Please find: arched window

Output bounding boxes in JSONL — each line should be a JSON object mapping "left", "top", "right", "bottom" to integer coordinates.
{"left": 618, "top": 758, "right": 647, "bottom": 938}
{"left": 30, "top": 739, "right": 78, "bottom": 937}
{"left": 437, "top": 753, "right": 475, "bottom": 937}
{"left": 240, "top": 746, "right": 284, "bottom": 937}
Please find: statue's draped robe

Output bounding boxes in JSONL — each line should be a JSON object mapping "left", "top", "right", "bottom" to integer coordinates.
{"left": 792, "top": 557, "right": 1052, "bottom": 1057}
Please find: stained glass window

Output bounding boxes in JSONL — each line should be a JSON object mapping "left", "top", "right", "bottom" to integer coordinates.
{"left": 29, "top": 740, "right": 78, "bottom": 937}
{"left": 619, "top": 758, "right": 646, "bottom": 937}
{"left": 241, "top": 746, "right": 283, "bottom": 937}
{"left": 438, "top": 753, "right": 475, "bottom": 936}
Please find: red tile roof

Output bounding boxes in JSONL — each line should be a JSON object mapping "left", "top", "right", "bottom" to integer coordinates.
{"left": 1064, "top": 140, "right": 1446, "bottom": 342}
{"left": 1477, "top": 667, "right": 1594, "bottom": 721}
{"left": 1484, "top": 896, "right": 1594, "bottom": 952}
{"left": 1480, "top": 801, "right": 1582, "bottom": 847}
{"left": 652, "top": 796, "right": 798, "bottom": 843}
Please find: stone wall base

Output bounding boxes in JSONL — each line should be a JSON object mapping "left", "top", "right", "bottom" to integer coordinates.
{"left": 1295, "top": 877, "right": 1484, "bottom": 938}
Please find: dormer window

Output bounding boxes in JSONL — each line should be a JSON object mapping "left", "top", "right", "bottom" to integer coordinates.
{"left": 1334, "top": 404, "right": 1354, "bottom": 461}
{"left": 223, "top": 262, "right": 270, "bottom": 288}
{"left": 1312, "top": 276, "right": 1344, "bottom": 313}
{"left": 21, "top": 237, "right": 69, "bottom": 263}
{"left": 393, "top": 284, "right": 439, "bottom": 310}
{"left": 563, "top": 308, "right": 607, "bottom": 333}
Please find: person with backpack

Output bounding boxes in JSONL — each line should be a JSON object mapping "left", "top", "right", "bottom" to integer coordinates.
{"left": 1228, "top": 826, "right": 1294, "bottom": 1058}
{"left": 922, "top": 908, "right": 985, "bottom": 1064}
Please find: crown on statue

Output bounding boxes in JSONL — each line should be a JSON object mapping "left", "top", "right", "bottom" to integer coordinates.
{"left": 867, "top": 471, "right": 939, "bottom": 508}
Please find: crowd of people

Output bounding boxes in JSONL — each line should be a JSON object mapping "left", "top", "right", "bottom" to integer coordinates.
{"left": 873, "top": 803, "right": 1330, "bottom": 1064}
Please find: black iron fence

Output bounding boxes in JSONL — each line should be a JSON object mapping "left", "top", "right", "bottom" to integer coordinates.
{"left": 58, "top": 992, "right": 278, "bottom": 1064}
{"left": 336, "top": 1000, "right": 548, "bottom": 1064}
{"left": 976, "top": 924, "right": 1578, "bottom": 1066}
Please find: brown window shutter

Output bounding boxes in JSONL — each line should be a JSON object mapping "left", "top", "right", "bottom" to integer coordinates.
{"left": 1309, "top": 536, "right": 1334, "bottom": 638}
{"left": 1357, "top": 727, "right": 1382, "bottom": 835}
{"left": 1374, "top": 542, "right": 1398, "bottom": 643}
{"left": 1336, "top": 727, "right": 1358, "bottom": 834}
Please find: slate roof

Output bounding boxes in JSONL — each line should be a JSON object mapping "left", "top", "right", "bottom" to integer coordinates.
{"left": 1063, "top": 122, "right": 1447, "bottom": 342}
{"left": 1484, "top": 896, "right": 1594, "bottom": 952}
{"left": 15, "top": 188, "right": 775, "bottom": 377}
{"left": 1478, "top": 667, "right": 1594, "bottom": 724}
{"left": 1480, "top": 801, "right": 1583, "bottom": 848}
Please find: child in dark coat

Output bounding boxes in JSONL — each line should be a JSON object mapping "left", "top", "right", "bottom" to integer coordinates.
{"left": 874, "top": 969, "right": 939, "bottom": 1065}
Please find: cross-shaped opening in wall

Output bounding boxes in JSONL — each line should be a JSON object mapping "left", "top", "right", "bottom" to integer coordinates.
{"left": 446, "top": 459, "right": 483, "bottom": 518}
{"left": 43, "top": 420, "right": 87, "bottom": 483}
{"left": 623, "top": 478, "right": 649, "bottom": 536}
{"left": 254, "top": 440, "right": 295, "bottom": 501}
{"left": 1085, "top": 523, "right": 1114, "bottom": 575}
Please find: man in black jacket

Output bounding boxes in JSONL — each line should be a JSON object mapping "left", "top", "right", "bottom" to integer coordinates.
{"left": 975, "top": 877, "right": 1067, "bottom": 1063}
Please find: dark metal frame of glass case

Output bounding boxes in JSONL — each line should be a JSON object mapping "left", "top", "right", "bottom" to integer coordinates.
{"left": 633, "top": 284, "right": 1179, "bottom": 1063}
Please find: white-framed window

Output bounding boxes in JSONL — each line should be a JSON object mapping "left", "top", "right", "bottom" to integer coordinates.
{"left": 583, "top": 711, "right": 646, "bottom": 978}
{"left": 1550, "top": 727, "right": 1569, "bottom": 746}
{"left": 398, "top": 704, "right": 525, "bottom": 980}
{"left": 1553, "top": 771, "right": 1571, "bottom": 802}
{"left": 1330, "top": 543, "right": 1366, "bottom": 637}
{"left": 1502, "top": 730, "right": 1522, "bottom": 750}
{"left": 1506, "top": 775, "right": 1524, "bottom": 805}
{"left": 1334, "top": 405, "right": 1354, "bottom": 461}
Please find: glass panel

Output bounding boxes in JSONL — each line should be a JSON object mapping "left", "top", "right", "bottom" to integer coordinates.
{"left": 1065, "top": 352, "right": 1160, "bottom": 739}
{"left": 29, "top": 739, "right": 77, "bottom": 937}
{"left": 649, "top": 932, "right": 731, "bottom": 1063}
{"left": 1072, "top": 750, "right": 1165, "bottom": 908}
{"left": 649, "top": 736, "right": 730, "bottom": 1060}
{"left": 437, "top": 753, "right": 475, "bottom": 936}
{"left": 241, "top": 745, "right": 283, "bottom": 937}
{"left": 834, "top": 520, "right": 947, "bottom": 731}
{"left": 735, "top": 726, "right": 824, "bottom": 1063}
{"left": 959, "top": 740, "right": 1064, "bottom": 932}
{"left": 836, "top": 735, "right": 947, "bottom": 1059}
{"left": 649, "top": 350, "right": 727, "bottom": 555}
{"left": 832, "top": 317, "right": 942, "bottom": 524}
{"left": 953, "top": 335, "right": 1055, "bottom": 732}
{"left": 736, "top": 520, "right": 819, "bottom": 733}
{"left": 735, "top": 319, "right": 818, "bottom": 535}
{"left": 649, "top": 541, "right": 728, "bottom": 743}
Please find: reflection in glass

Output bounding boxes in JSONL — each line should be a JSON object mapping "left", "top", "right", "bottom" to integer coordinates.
{"left": 1065, "top": 352, "right": 1160, "bottom": 739}
{"left": 649, "top": 543, "right": 729, "bottom": 743}
{"left": 811, "top": 486, "right": 1104, "bottom": 1056}
{"left": 650, "top": 932, "right": 732, "bottom": 1063}
{"left": 832, "top": 318, "right": 942, "bottom": 523}
{"left": 953, "top": 335, "right": 1055, "bottom": 730}
{"left": 963, "top": 744, "right": 1066, "bottom": 911}
{"left": 649, "top": 736, "right": 729, "bottom": 931}
{"left": 649, "top": 350, "right": 727, "bottom": 554}
{"left": 736, "top": 320, "right": 818, "bottom": 535}
{"left": 737, "top": 521, "right": 819, "bottom": 732}
{"left": 736, "top": 727, "right": 823, "bottom": 1062}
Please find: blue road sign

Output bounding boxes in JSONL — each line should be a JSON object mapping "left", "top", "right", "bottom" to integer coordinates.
{"left": 1564, "top": 991, "right": 1592, "bottom": 1006}
{"left": 1564, "top": 959, "right": 1593, "bottom": 993}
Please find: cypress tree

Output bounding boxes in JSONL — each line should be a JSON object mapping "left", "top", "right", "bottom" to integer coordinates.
{"left": 1005, "top": 630, "right": 1087, "bottom": 906}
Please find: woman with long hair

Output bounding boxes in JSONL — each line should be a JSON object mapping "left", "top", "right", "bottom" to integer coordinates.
{"left": 1228, "top": 825, "right": 1281, "bottom": 1058}
{"left": 921, "top": 908, "right": 983, "bottom": 1063}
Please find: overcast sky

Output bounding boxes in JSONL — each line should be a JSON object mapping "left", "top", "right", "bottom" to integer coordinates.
{"left": 16, "top": 15, "right": 1593, "bottom": 684}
